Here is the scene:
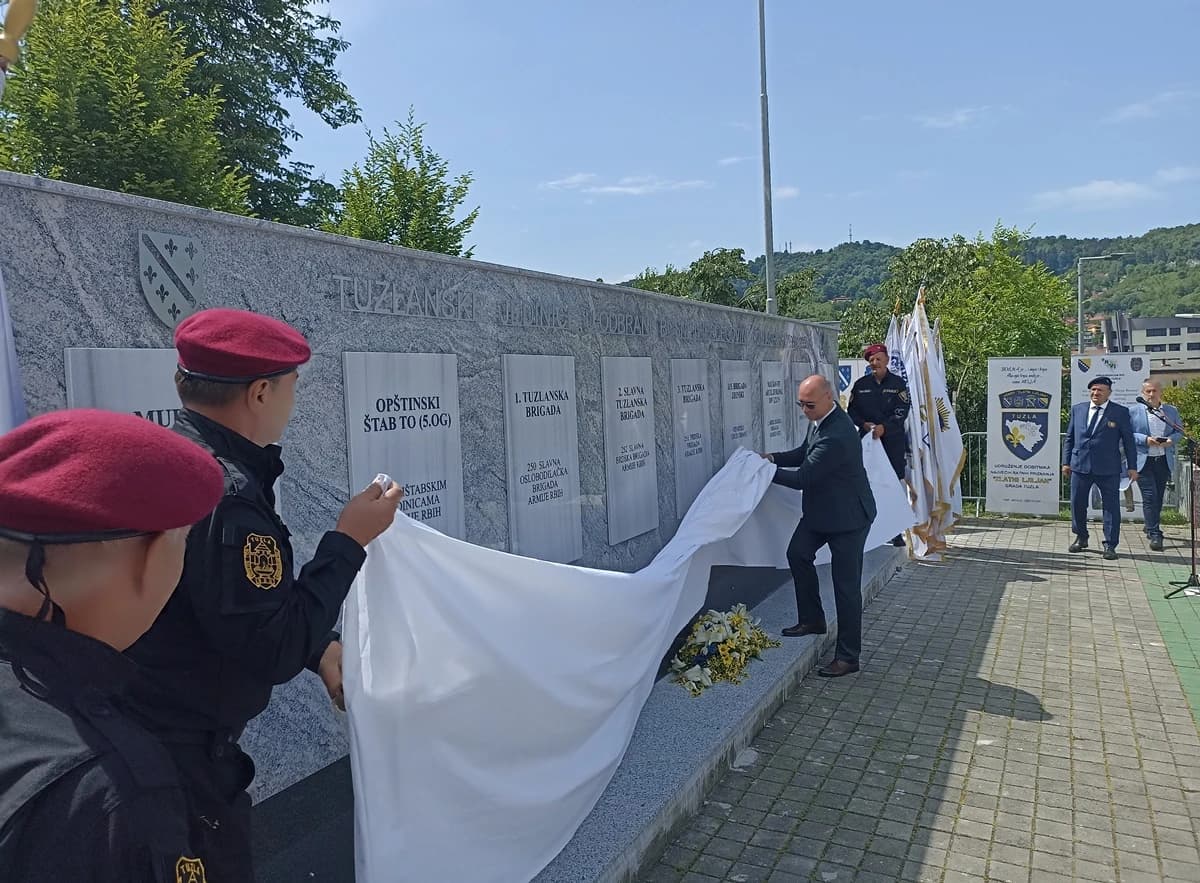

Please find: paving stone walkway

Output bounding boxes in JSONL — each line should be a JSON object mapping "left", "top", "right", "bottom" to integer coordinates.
{"left": 638, "top": 520, "right": 1200, "bottom": 883}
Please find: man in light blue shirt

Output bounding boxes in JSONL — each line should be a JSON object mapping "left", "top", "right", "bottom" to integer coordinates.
{"left": 1131, "top": 378, "right": 1183, "bottom": 551}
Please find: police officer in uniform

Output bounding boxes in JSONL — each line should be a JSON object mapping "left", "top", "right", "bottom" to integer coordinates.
{"left": 125, "top": 308, "right": 403, "bottom": 880}
{"left": 0, "top": 409, "right": 224, "bottom": 882}
{"left": 847, "top": 342, "right": 911, "bottom": 546}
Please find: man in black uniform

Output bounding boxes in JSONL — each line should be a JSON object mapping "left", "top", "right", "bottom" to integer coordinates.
{"left": 0, "top": 408, "right": 224, "bottom": 882}
{"left": 125, "top": 307, "right": 403, "bottom": 880}
{"left": 847, "top": 342, "right": 910, "bottom": 546}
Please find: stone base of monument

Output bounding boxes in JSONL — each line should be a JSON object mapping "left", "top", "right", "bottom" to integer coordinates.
{"left": 251, "top": 547, "right": 906, "bottom": 882}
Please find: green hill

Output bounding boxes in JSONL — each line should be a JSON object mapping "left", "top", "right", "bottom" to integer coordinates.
{"left": 739, "top": 223, "right": 1200, "bottom": 317}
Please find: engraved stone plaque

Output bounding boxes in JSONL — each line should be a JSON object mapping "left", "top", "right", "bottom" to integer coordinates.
{"left": 720, "top": 359, "right": 753, "bottom": 460}
{"left": 670, "top": 359, "right": 713, "bottom": 518}
{"left": 761, "top": 361, "right": 787, "bottom": 452}
{"left": 502, "top": 354, "right": 583, "bottom": 563}
{"left": 790, "top": 358, "right": 815, "bottom": 447}
{"left": 343, "top": 352, "right": 465, "bottom": 539}
{"left": 65, "top": 347, "right": 181, "bottom": 426}
{"left": 601, "top": 356, "right": 658, "bottom": 544}
{"left": 65, "top": 346, "right": 288, "bottom": 516}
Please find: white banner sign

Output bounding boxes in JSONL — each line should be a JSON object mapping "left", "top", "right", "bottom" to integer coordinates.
{"left": 343, "top": 353, "right": 465, "bottom": 539}
{"left": 502, "top": 354, "right": 583, "bottom": 563}
{"left": 1070, "top": 353, "right": 1149, "bottom": 408}
{"left": 601, "top": 357, "right": 659, "bottom": 544}
{"left": 720, "top": 359, "right": 752, "bottom": 460}
{"left": 1071, "top": 352, "right": 1150, "bottom": 514}
{"left": 669, "top": 359, "right": 713, "bottom": 518}
{"left": 986, "top": 357, "right": 1062, "bottom": 515}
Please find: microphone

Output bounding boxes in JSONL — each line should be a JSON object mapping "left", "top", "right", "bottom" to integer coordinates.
{"left": 1136, "top": 395, "right": 1149, "bottom": 406}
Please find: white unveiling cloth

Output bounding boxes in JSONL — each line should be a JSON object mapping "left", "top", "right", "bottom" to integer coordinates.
{"left": 343, "top": 439, "right": 915, "bottom": 882}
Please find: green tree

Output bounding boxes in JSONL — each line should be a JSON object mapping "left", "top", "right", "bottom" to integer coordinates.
{"left": 684, "top": 248, "right": 754, "bottom": 307}
{"left": 869, "top": 225, "right": 1074, "bottom": 431}
{"left": 744, "top": 269, "right": 837, "bottom": 321}
{"left": 0, "top": 0, "right": 249, "bottom": 213}
{"left": 837, "top": 298, "right": 893, "bottom": 357}
{"left": 324, "top": 110, "right": 479, "bottom": 258}
{"left": 156, "top": 0, "right": 358, "bottom": 226}
{"left": 627, "top": 264, "right": 689, "bottom": 296}
{"left": 627, "top": 249, "right": 753, "bottom": 306}
{"left": 1164, "top": 381, "right": 1200, "bottom": 439}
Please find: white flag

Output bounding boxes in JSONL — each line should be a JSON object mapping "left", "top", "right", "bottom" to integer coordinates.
{"left": 0, "top": 268, "right": 26, "bottom": 434}
{"left": 900, "top": 311, "right": 938, "bottom": 557}
{"left": 913, "top": 299, "right": 964, "bottom": 530}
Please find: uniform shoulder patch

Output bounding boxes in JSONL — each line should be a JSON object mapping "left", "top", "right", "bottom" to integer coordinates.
{"left": 176, "top": 856, "right": 207, "bottom": 883}
{"left": 242, "top": 532, "right": 284, "bottom": 590}
{"left": 899, "top": 390, "right": 910, "bottom": 403}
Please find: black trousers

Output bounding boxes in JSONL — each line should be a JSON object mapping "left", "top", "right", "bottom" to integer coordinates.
{"left": 163, "top": 736, "right": 256, "bottom": 882}
{"left": 786, "top": 520, "right": 870, "bottom": 664}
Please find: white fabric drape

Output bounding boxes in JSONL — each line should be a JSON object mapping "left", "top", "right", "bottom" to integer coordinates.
{"left": 344, "top": 439, "right": 915, "bottom": 883}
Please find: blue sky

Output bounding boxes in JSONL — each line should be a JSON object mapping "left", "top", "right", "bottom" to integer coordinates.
{"left": 290, "top": 0, "right": 1198, "bottom": 284}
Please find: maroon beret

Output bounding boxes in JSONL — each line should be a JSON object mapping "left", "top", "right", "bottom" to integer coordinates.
{"left": 175, "top": 308, "right": 311, "bottom": 383}
{"left": 0, "top": 410, "right": 224, "bottom": 540}
{"left": 863, "top": 343, "right": 888, "bottom": 359}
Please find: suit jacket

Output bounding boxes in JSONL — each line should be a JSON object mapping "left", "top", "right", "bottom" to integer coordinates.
{"left": 770, "top": 404, "right": 877, "bottom": 533}
{"left": 1062, "top": 400, "right": 1137, "bottom": 476}
{"left": 1130, "top": 401, "right": 1182, "bottom": 473}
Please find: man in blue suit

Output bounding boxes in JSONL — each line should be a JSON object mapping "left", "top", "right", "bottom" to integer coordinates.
{"left": 1062, "top": 376, "right": 1139, "bottom": 559}
{"left": 1131, "top": 378, "right": 1182, "bottom": 551}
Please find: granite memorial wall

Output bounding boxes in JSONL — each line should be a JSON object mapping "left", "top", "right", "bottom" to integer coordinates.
{"left": 0, "top": 171, "right": 838, "bottom": 799}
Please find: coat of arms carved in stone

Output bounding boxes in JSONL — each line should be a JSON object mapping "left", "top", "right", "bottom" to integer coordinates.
{"left": 138, "top": 230, "right": 203, "bottom": 329}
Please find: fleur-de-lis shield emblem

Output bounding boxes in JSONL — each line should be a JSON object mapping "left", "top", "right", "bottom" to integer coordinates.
{"left": 999, "top": 389, "right": 1051, "bottom": 461}
{"left": 138, "top": 230, "right": 203, "bottom": 329}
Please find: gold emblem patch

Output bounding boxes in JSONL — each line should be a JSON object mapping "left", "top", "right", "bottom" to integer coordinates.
{"left": 176, "top": 856, "right": 207, "bottom": 883}
{"left": 242, "top": 533, "right": 283, "bottom": 590}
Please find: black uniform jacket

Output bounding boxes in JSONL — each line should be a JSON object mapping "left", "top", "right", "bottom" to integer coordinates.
{"left": 847, "top": 370, "right": 911, "bottom": 459}
{"left": 125, "top": 409, "right": 366, "bottom": 735}
{"left": 0, "top": 609, "right": 200, "bottom": 882}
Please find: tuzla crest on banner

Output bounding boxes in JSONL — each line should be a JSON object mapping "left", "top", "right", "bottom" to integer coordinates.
{"left": 138, "top": 231, "right": 203, "bottom": 329}
{"left": 999, "top": 388, "right": 1051, "bottom": 461}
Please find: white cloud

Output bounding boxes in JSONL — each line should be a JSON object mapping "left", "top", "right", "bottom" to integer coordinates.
{"left": 583, "top": 175, "right": 711, "bottom": 196}
{"left": 539, "top": 172, "right": 597, "bottom": 191}
{"left": 717, "top": 155, "right": 752, "bottom": 166}
{"left": 895, "top": 169, "right": 935, "bottom": 182}
{"left": 774, "top": 185, "right": 801, "bottom": 200}
{"left": 541, "top": 172, "right": 711, "bottom": 197}
{"left": 1031, "top": 179, "right": 1158, "bottom": 211}
{"left": 913, "top": 106, "right": 990, "bottom": 129}
{"left": 1107, "top": 90, "right": 1193, "bottom": 122}
{"left": 1155, "top": 165, "right": 1200, "bottom": 184}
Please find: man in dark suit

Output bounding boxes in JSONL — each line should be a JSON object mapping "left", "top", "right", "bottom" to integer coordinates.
{"left": 762, "top": 374, "right": 877, "bottom": 678}
{"left": 1062, "top": 376, "right": 1139, "bottom": 560}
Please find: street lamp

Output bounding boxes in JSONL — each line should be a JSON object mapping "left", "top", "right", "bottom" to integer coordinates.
{"left": 1077, "top": 252, "right": 1131, "bottom": 353}
{"left": 757, "top": 0, "right": 777, "bottom": 315}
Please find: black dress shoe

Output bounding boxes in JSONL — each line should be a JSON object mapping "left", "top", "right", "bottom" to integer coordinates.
{"left": 890, "top": 535, "right": 906, "bottom": 547}
{"left": 782, "top": 622, "right": 827, "bottom": 638}
{"left": 817, "top": 659, "right": 859, "bottom": 678}
{"left": 1069, "top": 539, "right": 1088, "bottom": 553}
{"left": 1103, "top": 547, "right": 1118, "bottom": 560}
{"left": 1150, "top": 538, "right": 1165, "bottom": 552}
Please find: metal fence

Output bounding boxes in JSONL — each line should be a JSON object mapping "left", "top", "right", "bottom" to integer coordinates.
{"left": 959, "top": 430, "right": 1190, "bottom": 518}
